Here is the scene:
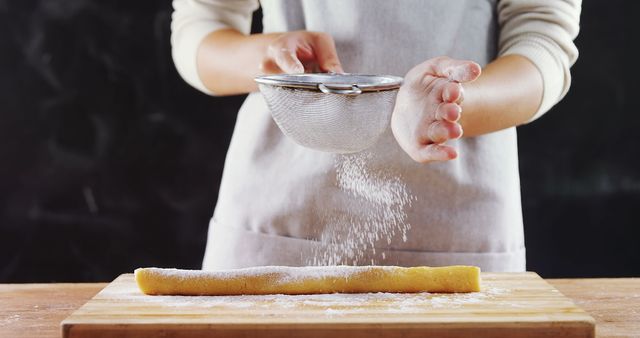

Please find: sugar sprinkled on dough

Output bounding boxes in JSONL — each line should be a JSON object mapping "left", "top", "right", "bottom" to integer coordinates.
{"left": 141, "top": 265, "right": 396, "bottom": 285}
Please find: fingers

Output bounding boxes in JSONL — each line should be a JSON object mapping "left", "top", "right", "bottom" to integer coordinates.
{"left": 400, "top": 133, "right": 459, "bottom": 163}
{"left": 442, "top": 82, "right": 464, "bottom": 103}
{"left": 312, "top": 33, "right": 344, "bottom": 73}
{"left": 436, "top": 102, "right": 461, "bottom": 122}
{"left": 263, "top": 32, "right": 343, "bottom": 74}
{"left": 272, "top": 47, "right": 305, "bottom": 73}
{"left": 426, "top": 120, "right": 463, "bottom": 144}
{"left": 260, "top": 58, "right": 281, "bottom": 74}
{"left": 417, "top": 56, "right": 481, "bottom": 83}
{"left": 414, "top": 144, "right": 458, "bottom": 162}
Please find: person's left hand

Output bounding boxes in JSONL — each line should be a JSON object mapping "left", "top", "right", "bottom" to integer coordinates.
{"left": 391, "top": 56, "right": 481, "bottom": 163}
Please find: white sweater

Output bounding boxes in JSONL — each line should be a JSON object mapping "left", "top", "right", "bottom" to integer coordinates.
{"left": 171, "top": 0, "right": 580, "bottom": 271}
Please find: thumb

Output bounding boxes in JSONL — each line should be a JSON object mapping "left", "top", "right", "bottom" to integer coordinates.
{"left": 274, "top": 48, "right": 305, "bottom": 74}
{"left": 447, "top": 62, "right": 481, "bottom": 82}
{"left": 418, "top": 56, "right": 481, "bottom": 82}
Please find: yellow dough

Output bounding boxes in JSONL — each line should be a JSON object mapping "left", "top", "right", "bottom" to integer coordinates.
{"left": 134, "top": 265, "right": 481, "bottom": 295}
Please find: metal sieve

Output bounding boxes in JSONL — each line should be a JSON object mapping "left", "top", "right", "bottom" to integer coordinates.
{"left": 255, "top": 73, "right": 403, "bottom": 153}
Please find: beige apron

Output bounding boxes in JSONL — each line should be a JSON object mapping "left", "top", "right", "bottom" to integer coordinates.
{"left": 203, "top": 0, "right": 526, "bottom": 272}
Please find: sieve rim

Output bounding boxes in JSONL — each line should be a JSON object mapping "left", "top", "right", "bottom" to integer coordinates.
{"left": 255, "top": 73, "right": 403, "bottom": 93}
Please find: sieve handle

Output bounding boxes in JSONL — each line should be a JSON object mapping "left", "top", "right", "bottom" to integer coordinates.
{"left": 318, "top": 83, "right": 362, "bottom": 95}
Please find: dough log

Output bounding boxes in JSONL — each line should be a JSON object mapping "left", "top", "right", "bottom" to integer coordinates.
{"left": 135, "top": 265, "right": 481, "bottom": 295}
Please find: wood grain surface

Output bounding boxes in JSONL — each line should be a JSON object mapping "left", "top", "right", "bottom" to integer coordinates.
{"left": 3, "top": 278, "right": 638, "bottom": 337}
{"left": 0, "top": 282, "right": 107, "bottom": 338}
{"left": 550, "top": 278, "right": 640, "bottom": 338}
{"left": 60, "top": 272, "right": 595, "bottom": 338}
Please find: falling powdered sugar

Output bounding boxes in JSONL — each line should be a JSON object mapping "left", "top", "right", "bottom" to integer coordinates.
{"left": 310, "top": 151, "right": 415, "bottom": 265}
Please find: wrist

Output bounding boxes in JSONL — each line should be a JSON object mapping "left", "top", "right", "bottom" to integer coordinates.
{"left": 458, "top": 55, "right": 543, "bottom": 137}
{"left": 459, "top": 79, "right": 484, "bottom": 137}
{"left": 198, "top": 30, "right": 284, "bottom": 95}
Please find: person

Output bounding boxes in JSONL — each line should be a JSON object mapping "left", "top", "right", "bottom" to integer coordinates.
{"left": 171, "top": 0, "right": 581, "bottom": 272}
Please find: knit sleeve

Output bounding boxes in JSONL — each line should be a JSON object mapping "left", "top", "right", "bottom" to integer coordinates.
{"left": 171, "top": 0, "right": 259, "bottom": 94}
{"left": 497, "top": 0, "right": 581, "bottom": 121}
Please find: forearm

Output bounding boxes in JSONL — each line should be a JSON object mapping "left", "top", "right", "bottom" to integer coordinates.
{"left": 460, "top": 54, "right": 543, "bottom": 137}
{"left": 197, "top": 29, "right": 280, "bottom": 95}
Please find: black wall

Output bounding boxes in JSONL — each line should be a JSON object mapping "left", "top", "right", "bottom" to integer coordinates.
{"left": 1, "top": 1, "right": 638, "bottom": 282}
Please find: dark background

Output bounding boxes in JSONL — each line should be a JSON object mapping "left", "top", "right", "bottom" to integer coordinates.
{"left": 1, "top": 1, "right": 638, "bottom": 283}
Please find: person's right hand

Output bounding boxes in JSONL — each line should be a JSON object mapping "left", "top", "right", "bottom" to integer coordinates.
{"left": 260, "top": 31, "right": 344, "bottom": 74}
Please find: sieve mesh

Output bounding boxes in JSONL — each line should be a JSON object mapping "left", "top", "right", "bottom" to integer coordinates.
{"left": 258, "top": 84, "right": 399, "bottom": 153}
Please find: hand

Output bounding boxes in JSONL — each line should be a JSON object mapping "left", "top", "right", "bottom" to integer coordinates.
{"left": 391, "top": 56, "right": 481, "bottom": 163}
{"left": 260, "top": 31, "right": 344, "bottom": 74}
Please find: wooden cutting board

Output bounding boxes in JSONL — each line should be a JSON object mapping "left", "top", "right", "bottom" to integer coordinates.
{"left": 61, "top": 272, "right": 595, "bottom": 338}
